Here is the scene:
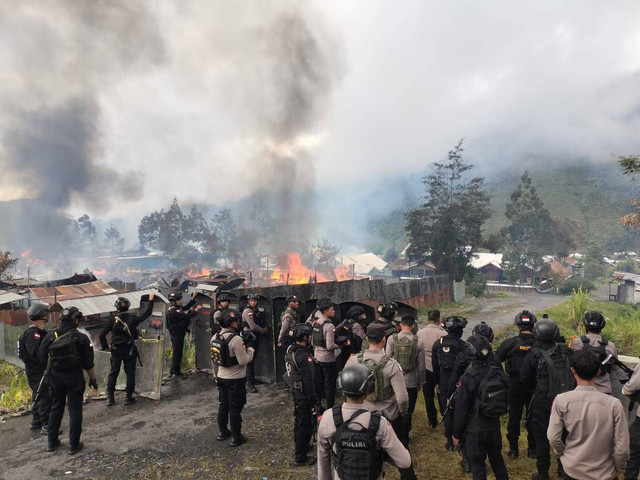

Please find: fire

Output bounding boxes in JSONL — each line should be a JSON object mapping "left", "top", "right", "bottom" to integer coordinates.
{"left": 271, "top": 253, "right": 328, "bottom": 285}
{"left": 21, "top": 249, "right": 46, "bottom": 265}
{"left": 186, "top": 267, "right": 211, "bottom": 277}
{"left": 92, "top": 269, "right": 107, "bottom": 276}
{"left": 334, "top": 263, "right": 351, "bottom": 281}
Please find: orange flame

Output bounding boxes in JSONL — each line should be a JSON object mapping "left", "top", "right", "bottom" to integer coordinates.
{"left": 92, "top": 269, "right": 107, "bottom": 276}
{"left": 186, "top": 267, "right": 211, "bottom": 277}
{"left": 334, "top": 263, "right": 351, "bottom": 281}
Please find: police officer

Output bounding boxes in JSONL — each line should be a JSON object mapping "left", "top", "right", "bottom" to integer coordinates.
{"left": 19, "top": 302, "right": 52, "bottom": 433}
{"left": 211, "top": 293, "right": 231, "bottom": 335}
{"left": 452, "top": 335, "right": 510, "bottom": 480}
{"left": 417, "top": 309, "right": 446, "bottom": 429}
{"left": 520, "top": 318, "right": 575, "bottom": 480}
{"left": 432, "top": 315, "right": 468, "bottom": 451}
{"left": 212, "top": 309, "right": 255, "bottom": 447}
{"left": 166, "top": 291, "right": 202, "bottom": 379}
{"left": 38, "top": 307, "right": 98, "bottom": 454}
{"left": 347, "top": 322, "right": 409, "bottom": 445}
{"left": 569, "top": 311, "right": 618, "bottom": 394}
{"left": 285, "top": 323, "right": 318, "bottom": 467}
{"left": 277, "top": 295, "right": 301, "bottom": 350}
{"left": 312, "top": 297, "right": 340, "bottom": 409}
{"left": 495, "top": 310, "right": 537, "bottom": 459}
{"left": 345, "top": 305, "right": 367, "bottom": 353}
{"left": 622, "top": 359, "right": 640, "bottom": 479}
{"left": 242, "top": 293, "right": 268, "bottom": 393}
{"left": 99, "top": 293, "right": 155, "bottom": 406}
{"left": 317, "top": 363, "right": 417, "bottom": 480}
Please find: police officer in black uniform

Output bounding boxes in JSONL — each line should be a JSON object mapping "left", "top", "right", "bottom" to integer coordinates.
{"left": 38, "top": 307, "right": 98, "bottom": 454}
{"left": 285, "top": 323, "right": 318, "bottom": 467}
{"left": 242, "top": 293, "right": 269, "bottom": 393}
{"left": 211, "top": 293, "right": 231, "bottom": 335}
{"left": 19, "top": 302, "right": 52, "bottom": 433}
{"left": 99, "top": 293, "right": 155, "bottom": 406}
{"left": 495, "top": 310, "right": 537, "bottom": 459}
{"left": 432, "top": 315, "right": 468, "bottom": 451}
{"left": 166, "top": 291, "right": 201, "bottom": 379}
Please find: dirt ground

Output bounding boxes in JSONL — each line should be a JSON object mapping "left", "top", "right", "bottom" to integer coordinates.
{"left": 0, "top": 291, "right": 568, "bottom": 480}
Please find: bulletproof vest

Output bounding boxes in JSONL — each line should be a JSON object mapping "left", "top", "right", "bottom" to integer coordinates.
{"left": 535, "top": 344, "right": 576, "bottom": 400}
{"left": 357, "top": 353, "right": 394, "bottom": 402}
{"left": 210, "top": 331, "right": 239, "bottom": 368}
{"left": 437, "top": 336, "right": 465, "bottom": 372}
{"left": 312, "top": 319, "right": 329, "bottom": 348}
{"left": 210, "top": 308, "right": 223, "bottom": 335}
{"left": 111, "top": 316, "right": 133, "bottom": 346}
{"left": 251, "top": 307, "right": 266, "bottom": 329}
{"left": 48, "top": 330, "right": 80, "bottom": 371}
{"left": 18, "top": 325, "right": 42, "bottom": 364}
{"left": 331, "top": 407, "right": 383, "bottom": 480}
{"left": 285, "top": 344, "right": 313, "bottom": 391}
{"left": 390, "top": 333, "right": 418, "bottom": 372}
{"left": 580, "top": 336, "right": 610, "bottom": 375}
{"left": 506, "top": 334, "right": 535, "bottom": 376}
{"left": 474, "top": 365, "right": 509, "bottom": 417}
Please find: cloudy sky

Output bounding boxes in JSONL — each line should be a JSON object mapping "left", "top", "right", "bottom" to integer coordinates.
{"left": 1, "top": 1, "right": 640, "bottom": 248}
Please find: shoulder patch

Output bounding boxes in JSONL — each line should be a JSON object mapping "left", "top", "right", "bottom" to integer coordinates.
{"left": 34, "top": 332, "right": 41, "bottom": 340}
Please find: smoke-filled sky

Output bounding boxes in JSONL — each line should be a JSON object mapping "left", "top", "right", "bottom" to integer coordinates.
{"left": 1, "top": 1, "right": 640, "bottom": 252}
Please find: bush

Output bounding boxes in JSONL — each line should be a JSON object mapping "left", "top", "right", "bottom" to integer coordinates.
{"left": 0, "top": 372, "right": 31, "bottom": 411}
{"left": 464, "top": 272, "right": 487, "bottom": 297}
{"left": 557, "top": 276, "right": 595, "bottom": 295}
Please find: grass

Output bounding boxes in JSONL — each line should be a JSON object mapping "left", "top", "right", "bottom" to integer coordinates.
{"left": 0, "top": 361, "right": 31, "bottom": 412}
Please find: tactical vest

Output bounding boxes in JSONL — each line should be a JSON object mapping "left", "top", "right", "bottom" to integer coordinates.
{"left": 331, "top": 407, "right": 383, "bottom": 480}
{"left": 210, "top": 331, "right": 239, "bottom": 368}
{"left": 357, "top": 353, "right": 394, "bottom": 402}
{"left": 111, "top": 316, "right": 133, "bottom": 346}
{"left": 312, "top": 319, "right": 329, "bottom": 348}
{"left": 437, "top": 336, "right": 464, "bottom": 372}
{"left": 579, "top": 336, "right": 610, "bottom": 375}
{"left": 534, "top": 344, "right": 576, "bottom": 400}
{"left": 285, "top": 345, "right": 313, "bottom": 391}
{"left": 391, "top": 333, "right": 418, "bottom": 372}
{"left": 506, "top": 335, "right": 535, "bottom": 376}
{"left": 49, "top": 330, "right": 80, "bottom": 371}
{"left": 18, "top": 325, "right": 41, "bottom": 363}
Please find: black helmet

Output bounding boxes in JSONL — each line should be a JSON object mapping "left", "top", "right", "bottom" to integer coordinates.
{"left": 534, "top": 318, "right": 559, "bottom": 342}
{"left": 316, "top": 297, "right": 333, "bottom": 312}
{"left": 220, "top": 309, "right": 239, "bottom": 328}
{"left": 168, "top": 292, "right": 183, "bottom": 302}
{"left": 247, "top": 293, "right": 259, "bottom": 301}
{"left": 346, "top": 305, "right": 366, "bottom": 319}
{"left": 285, "top": 295, "right": 300, "bottom": 304}
{"left": 114, "top": 297, "right": 130, "bottom": 312}
{"left": 583, "top": 311, "right": 605, "bottom": 332}
{"left": 443, "top": 316, "right": 467, "bottom": 335}
{"left": 377, "top": 302, "right": 398, "bottom": 320}
{"left": 293, "top": 323, "right": 313, "bottom": 341}
{"left": 60, "top": 306, "right": 83, "bottom": 323}
{"left": 466, "top": 334, "right": 492, "bottom": 360}
{"left": 27, "top": 302, "right": 50, "bottom": 321}
{"left": 472, "top": 321, "right": 494, "bottom": 343}
{"left": 338, "top": 364, "right": 375, "bottom": 398}
{"left": 217, "top": 293, "right": 230, "bottom": 303}
{"left": 515, "top": 310, "right": 537, "bottom": 328}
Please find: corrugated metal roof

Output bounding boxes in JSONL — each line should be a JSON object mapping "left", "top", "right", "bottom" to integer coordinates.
{"left": 0, "top": 290, "right": 26, "bottom": 305}
{"left": 29, "top": 281, "right": 117, "bottom": 303}
{"left": 51, "top": 290, "right": 168, "bottom": 317}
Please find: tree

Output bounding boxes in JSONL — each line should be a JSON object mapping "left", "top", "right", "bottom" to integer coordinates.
{"left": 0, "top": 251, "right": 18, "bottom": 280}
{"left": 212, "top": 208, "right": 237, "bottom": 266}
{"left": 70, "top": 214, "right": 97, "bottom": 254}
{"left": 405, "top": 139, "right": 491, "bottom": 281}
{"left": 104, "top": 225, "right": 124, "bottom": 254}
{"left": 618, "top": 154, "right": 640, "bottom": 227}
{"left": 138, "top": 211, "right": 162, "bottom": 250}
{"left": 158, "top": 198, "right": 184, "bottom": 254}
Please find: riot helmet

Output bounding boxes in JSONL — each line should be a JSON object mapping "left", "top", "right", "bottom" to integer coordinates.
{"left": 466, "top": 334, "right": 492, "bottom": 360}
{"left": 293, "top": 323, "right": 313, "bottom": 341}
{"left": 28, "top": 302, "right": 50, "bottom": 321}
{"left": 285, "top": 295, "right": 299, "bottom": 304}
{"left": 472, "top": 321, "right": 494, "bottom": 343}
{"left": 220, "top": 309, "right": 239, "bottom": 328}
{"left": 377, "top": 302, "right": 398, "bottom": 321}
{"left": 60, "top": 306, "right": 83, "bottom": 323}
{"left": 168, "top": 292, "right": 182, "bottom": 303}
{"left": 443, "top": 316, "right": 467, "bottom": 337}
{"left": 515, "top": 310, "right": 537, "bottom": 328}
{"left": 247, "top": 293, "right": 259, "bottom": 301}
{"left": 533, "top": 318, "right": 559, "bottom": 342}
{"left": 346, "top": 305, "right": 366, "bottom": 319}
{"left": 583, "top": 311, "right": 605, "bottom": 332}
{"left": 338, "top": 364, "right": 376, "bottom": 398}
{"left": 217, "top": 293, "right": 230, "bottom": 304}
{"left": 114, "top": 297, "right": 131, "bottom": 312}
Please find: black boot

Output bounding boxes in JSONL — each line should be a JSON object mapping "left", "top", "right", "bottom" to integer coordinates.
{"left": 230, "top": 434, "right": 247, "bottom": 447}
{"left": 124, "top": 395, "right": 136, "bottom": 405}
{"left": 106, "top": 390, "right": 115, "bottom": 407}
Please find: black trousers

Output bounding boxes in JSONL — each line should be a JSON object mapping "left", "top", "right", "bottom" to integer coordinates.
{"left": 315, "top": 361, "right": 337, "bottom": 408}
{"left": 170, "top": 331, "right": 186, "bottom": 376}
{"left": 48, "top": 370, "right": 85, "bottom": 448}
{"left": 625, "top": 418, "right": 640, "bottom": 480}
{"left": 531, "top": 396, "right": 552, "bottom": 476}
{"left": 246, "top": 341, "right": 259, "bottom": 386}
{"left": 336, "top": 345, "right": 352, "bottom": 373}
{"left": 390, "top": 415, "right": 408, "bottom": 447}
{"left": 107, "top": 346, "right": 136, "bottom": 396}
{"left": 26, "top": 368, "right": 51, "bottom": 427}
{"left": 439, "top": 391, "right": 454, "bottom": 440}
{"left": 466, "top": 429, "right": 509, "bottom": 480}
{"left": 293, "top": 394, "right": 313, "bottom": 462}
{"left": 404, "top": 386, "right": 418, "bottom": 436}
{"left": 422, "top": 370, "right": 439, "bottom": 427}
{"left": 217, "top": 377, "right": 247, "bottom": 437}
{"left": 506, "top": 379, "right": 535, "bottom": 451}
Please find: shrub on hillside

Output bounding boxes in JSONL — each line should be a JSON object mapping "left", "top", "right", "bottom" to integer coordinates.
{"left": 558, "top": 276, "right": 595, "bottom": 295}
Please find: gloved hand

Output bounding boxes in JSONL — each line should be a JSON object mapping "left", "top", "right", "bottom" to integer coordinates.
{"left": 398, "top": 466, "right": 417, "bottom": 480}
{"left": 88, "top": 378, "right": 98, "bottom": 390}
{"left": 242, "top": 331, "right": 258, "bottom": 350}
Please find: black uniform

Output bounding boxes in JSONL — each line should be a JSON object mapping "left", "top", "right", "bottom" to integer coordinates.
{"left": 99, "top": 299, "right": 154, "bottom": 399}
{"left": 495, "top": 331, "right": 536, "bottom": 454}
{"left": 453, "top": 360, "right": 509, "bottom": 480}
{"left": 19, "top": 324, "right": 51, "bottom": 429}
{"left": 520, "top": 340, "right": 571, "bottom": 479}
{"left": 432, "top": 334, "right": 468, "bottom": 444}
{"left": 242, "top": 306, "right": 268, "bottom": 388}
{"left": 285, "top": 343, "right": 319, "bottom": 464}
{"left": 334, "top": 319, "right": 353, "bottom": 372}
{"left": 166, "top": 298, "right": 196, "bottom": 377}
{"left": 38, "top": 323, "right": 95, "bottom": 450}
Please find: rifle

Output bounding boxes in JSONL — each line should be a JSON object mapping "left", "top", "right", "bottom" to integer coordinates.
{"left": 130, "top": 342, "right": 143, "bottom": 367}
{"left": 442, "top": 389, "right": 457, "bottom": 418}
{"left": 603, "top": 354, "right": 638, "bottom": 415}
{"left": 32, "top": 360, "right": 52, "bottom": 410}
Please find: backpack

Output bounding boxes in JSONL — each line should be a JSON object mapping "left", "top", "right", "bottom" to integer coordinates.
{"left": 48, "top": 330, "right": 79, "bottom": 371}
{"left": 475, "top": 366, "right": 509, "bottom": 417}
{"left": 391, "top": 333, "right": 418, "bottom": 372}
{"left": 17, "top": 325, "right": 38, "bottom": 362}
{"left": 210, "top": 332, "right": 239, "bottom": 368}
{"left": 437, "top": 336, "right": 463, "bottom": 371}
{"left": 357, "top": 353, "right": 394, "bottom": 402}
{"left": 111, "top": 316, "right": 133, "bottom": 345}
{"left": 579, "top": 336, "right": 610, "bottom": 375}
{"left": 331, "top": 407, "right": 383, "bottom": 480}
{"left": 312, "top": 319, "right": 328, "bottom": 348}
{"left": 506, "top": 336, "right": 534, "bottom": 376}
{"left": 536, "top": 345, "right": 576, "bottom": 400}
